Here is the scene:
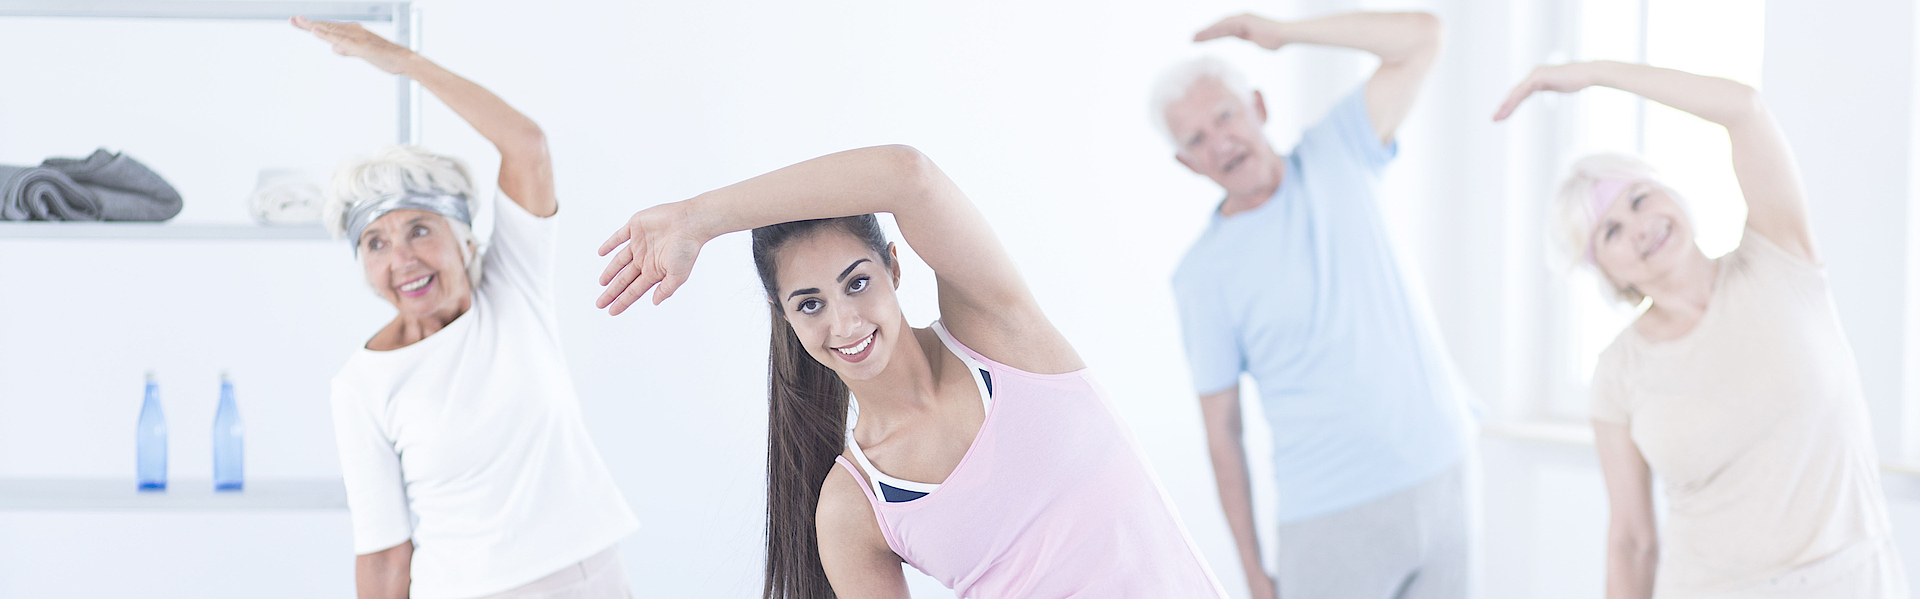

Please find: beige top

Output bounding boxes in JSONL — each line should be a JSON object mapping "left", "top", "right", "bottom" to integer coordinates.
{"left": 1592, "top": 228, "right": 1892, "bottom": 595}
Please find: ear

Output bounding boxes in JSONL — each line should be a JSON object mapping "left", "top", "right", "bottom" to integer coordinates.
{"left": 886, "top": 243, "right": 902, "bottom": 287}
{"left": 1251, "top": 89, "right": 1268, "bottom": 125}
{"left": 1175, "top": 152, "right": 1203, "bottom": 176}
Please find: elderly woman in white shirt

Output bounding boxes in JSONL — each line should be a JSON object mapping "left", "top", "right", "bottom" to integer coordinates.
{"left": 293, "top": 16, "right": 638, "bottom": 599}
{"left": 1497, "top": 62, "right": 1906, "bottom": 599}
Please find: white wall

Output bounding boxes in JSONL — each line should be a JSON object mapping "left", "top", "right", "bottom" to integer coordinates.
{"left": 0, "top": 0, "right": 1367, "bottom": 596}
{"left": 5, "top": 0, "right": 1918, "bottom": 597}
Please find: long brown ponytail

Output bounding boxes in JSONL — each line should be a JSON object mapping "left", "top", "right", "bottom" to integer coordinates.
{"left": 752, "top": 215, "right": 893, "bottom": 599}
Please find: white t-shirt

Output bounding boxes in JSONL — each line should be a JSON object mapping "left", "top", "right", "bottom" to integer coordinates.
{"left": 329, "top": 191, "right": 639, "bottom": 599}
{"left": 1593, "top": 228, "right": 1897, "bottom": 596}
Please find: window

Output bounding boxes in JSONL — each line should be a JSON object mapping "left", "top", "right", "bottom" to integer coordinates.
{"left": 1547, "top": 0, "right": 1766, "bottom": 418}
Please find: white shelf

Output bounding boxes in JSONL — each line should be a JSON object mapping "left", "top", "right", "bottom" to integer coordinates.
{"left": 0, "top": 222, "right": 332, "bottom": 240}
{"left": 0, "top": 0, "right": 420, "bottom": 143}
{"left": 0, "top": 478, "right": 346, "bottom": 511}
{"left": 0, "top": 1, "right": 399, "bottom": 22}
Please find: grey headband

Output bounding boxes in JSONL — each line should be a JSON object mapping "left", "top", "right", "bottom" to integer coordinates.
{"left": 345, "top": 191, "right": 472, "bottom": 255}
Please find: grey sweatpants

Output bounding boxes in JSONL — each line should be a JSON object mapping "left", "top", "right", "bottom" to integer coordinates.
{"left": 1273, "top": 464, "right": 1473, "bottom": 599}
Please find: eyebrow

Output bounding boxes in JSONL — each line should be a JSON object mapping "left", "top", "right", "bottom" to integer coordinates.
{"left": 784, "top": 259, "right": 873, "bottom": 301}
{"left": 838, "top": 259, "right": 870, "bottom": 282}
{"left": 361, "top": 215, "right": 434, "bottom": 241}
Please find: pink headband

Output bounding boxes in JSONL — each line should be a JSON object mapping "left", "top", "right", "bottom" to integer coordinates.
{"left": 1585, "top": 177, "right": 1637, "bottom": 263}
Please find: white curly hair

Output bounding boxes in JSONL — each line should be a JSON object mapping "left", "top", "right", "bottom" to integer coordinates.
{"left": 1148, "top": 55, "right": 1257, "bottom": 148}
{"left": 1549, "top": 152, "right": 1693, "bottom": 305}
{"left": 323, "top": 144, "right": 485, "bottom": 290}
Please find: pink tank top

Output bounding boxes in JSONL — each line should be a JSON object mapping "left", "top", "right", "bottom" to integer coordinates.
{"left": 834, "top": 322, "right": 1229, "bottom": 598}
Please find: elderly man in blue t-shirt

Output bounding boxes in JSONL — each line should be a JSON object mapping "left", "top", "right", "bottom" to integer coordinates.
{"left": 1154, "top": 10, "right": 1475, "bottom": 599}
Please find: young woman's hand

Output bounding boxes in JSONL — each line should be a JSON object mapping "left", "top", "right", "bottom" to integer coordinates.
{"left": 291, "top": 15, "right": 415, "bottom": 75}
{"left": 1492, "top": 62, "right": 1602, "bottom": 121}
{"left": 597, "top": 201, "right": 710, "bottom": 315}
{"left": 1194, "top": 13, "right": 1292, "bottom": 50}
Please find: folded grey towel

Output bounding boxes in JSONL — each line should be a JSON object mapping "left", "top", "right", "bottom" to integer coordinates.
{"left": 0, "top": 149, "right": 182, "bottom": 222}
{"left": 42, "top": 149, "right": 183, "bottom": 221}
{"left": 0, "top": 165, "right": 103, "bottom": 221}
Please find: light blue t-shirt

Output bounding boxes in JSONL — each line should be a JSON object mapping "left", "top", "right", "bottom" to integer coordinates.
{"left": 1172, "top": 87, "right": 1470, "bottom": 523}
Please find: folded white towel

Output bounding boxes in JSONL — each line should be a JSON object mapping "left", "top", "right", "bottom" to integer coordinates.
{"left": 249, "top": 169, "right": 323, "bottom": 225}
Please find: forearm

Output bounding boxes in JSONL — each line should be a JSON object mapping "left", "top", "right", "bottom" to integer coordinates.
{"left": 1277, "top": 11, "right": 1441, "bottom": 65}
{"left": 397, "top": 54, "right": 546, "bottom": 154}
{"left": 1604, "top": 534, "right": 1658, "bottom": 599}
{"left": 1208, "top": 429, "right": 1267, "bottom": 590}
{"left": 1199, "top": 388, "right": 1267, "bottom": 594}
{"left": 686, "top": 145, "right": 954, "bottom": 240}
{"left": 354, "top": 541, "right": 412, "bottom": 599}
{"left": 1587, "top": 61, "right": 1762, "bottom": 128}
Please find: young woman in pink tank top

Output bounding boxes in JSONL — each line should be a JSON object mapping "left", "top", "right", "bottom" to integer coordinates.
{"left": 594, "top": 145, "right": 1229, "bottom": 598}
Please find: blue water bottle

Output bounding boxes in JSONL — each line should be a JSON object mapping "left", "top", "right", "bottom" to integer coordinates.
{"left": 212, "top": 371, "right": 244, "bottom": 491}
{"left": 136, "top": 372, "right": 168, "bottom": 490}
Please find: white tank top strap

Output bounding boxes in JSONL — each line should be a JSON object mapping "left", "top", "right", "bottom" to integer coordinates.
{"left": 931, "top": 320, "right": 993, "bottom": 410}
{"left": 841, "top": 322, "right": 996, "bottom": 501}
{"left": 845, "top": 397, "right": 941, "bottom": 497}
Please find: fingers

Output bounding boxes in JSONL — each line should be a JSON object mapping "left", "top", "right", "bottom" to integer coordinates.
{"left": 596, "top": 259, "right": 643, "bottom": 309}
{"left": 295, "top": 17, "right": 365, "bottom": 48}
{"left": 653, "top": 272, "right": 687, "bottom": 305}
{"left": 598, "top": 244, "right": 634, "bottom": 286}
{"left": 289, "top": 15, "right": 312, "bottom": 31}
{"left": 598, "top": 224, "right": 632, "bottom": 256}
{"left": 1193, "top": 18, "right": 1244, "bottom": 42}
{"left": 1491, "top": 79, "right": 1539, "bottom": 122}
{"left": 608, "top": 268, "right": 666, "bottom": 316}
{"left": 305, "top": 19, "right": 343, "bottom": 38}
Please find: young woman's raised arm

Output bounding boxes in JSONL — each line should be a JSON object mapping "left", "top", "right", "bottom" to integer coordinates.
{"left": 1494, "top": 61, "right": 1813, "bottom": 262}
{"left": 293, "top": 16, "right": 555, "bottom": 217}
{"left": 596, "top": 145, "right": 1081, "bottom": 373}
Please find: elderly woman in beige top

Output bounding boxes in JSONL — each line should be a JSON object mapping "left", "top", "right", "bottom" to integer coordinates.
{"left": 1495, "top": 62, "right": 1908, "bottom": 598}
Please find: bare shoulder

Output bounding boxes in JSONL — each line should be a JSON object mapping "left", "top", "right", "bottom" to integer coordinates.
{"left": 816, "top": 461, "right": 890, "bottom": 556}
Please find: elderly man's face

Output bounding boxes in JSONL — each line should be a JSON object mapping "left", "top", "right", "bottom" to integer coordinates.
{"left": 357, "top": 209, "right": 472, "bottom": 318}
{"left": 1166, "top": 78, "right": 1280, "bottom": 197}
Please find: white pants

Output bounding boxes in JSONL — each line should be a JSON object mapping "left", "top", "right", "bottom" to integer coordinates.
{"left": 477, "top": 546, "right": 633, "bottom": 599}
{"left": 1272, "top": 464, "right": 1474, "bottom": 599}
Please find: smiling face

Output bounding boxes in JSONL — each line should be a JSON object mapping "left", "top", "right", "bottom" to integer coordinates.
{"left": 1590, "top": 181, "right": 1696, "bottom": 292}
{"left": 1165, "top": 77, "right": 1282, "bottom": 197}
{"left": 771, "top": 231, "right": 904, "bottom": 382}
{"left": 357, "top": 209, "right": 472, "bottom": 318}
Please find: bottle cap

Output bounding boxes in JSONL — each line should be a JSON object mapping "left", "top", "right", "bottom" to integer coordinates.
{"left": 145, "top": 370, "right": 156, "bottom": 383}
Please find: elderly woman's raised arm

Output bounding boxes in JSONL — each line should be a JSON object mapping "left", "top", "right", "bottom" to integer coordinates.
{"left": 293, "top": 16, "right": 556, "bottom": 217}
{"left": 1494, "top": 61, "right": 1812, "bottom": 262}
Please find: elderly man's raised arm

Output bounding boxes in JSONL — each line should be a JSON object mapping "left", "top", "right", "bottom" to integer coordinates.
{"left": 1196, "top": 11, "right": 1443, "bottom": 144}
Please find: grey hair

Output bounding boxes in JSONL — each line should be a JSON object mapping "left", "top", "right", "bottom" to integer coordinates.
{"left": 1148, "top": 55, "right": 1256, "bottom": 147}
{"left": 1549, "top": 152, "right": 1690, "bottom": 305}
{"left": 326, "top": 144, "right": 485, "bottom": 290}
